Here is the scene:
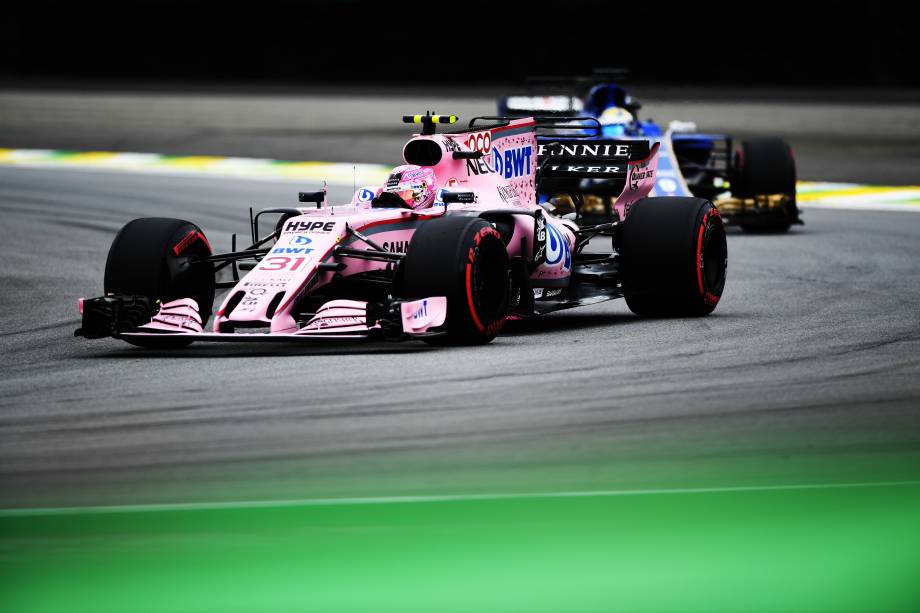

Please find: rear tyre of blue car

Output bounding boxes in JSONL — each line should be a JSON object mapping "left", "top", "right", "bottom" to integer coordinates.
{"left": 105, "top": 217, "right": 215, "bottom": 348}
{"left": 620, "top": 197, "right": 727, "bottom": 317}
{"left": 401, "top": 216, "right": 510, "bottom": 345}
{"left": 733, "top": 138, "right": 798, "bottom": 233}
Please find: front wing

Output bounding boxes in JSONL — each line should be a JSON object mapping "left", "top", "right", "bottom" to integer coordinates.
{"left": 76, "top": 296, "right": 448, "bottom": 344}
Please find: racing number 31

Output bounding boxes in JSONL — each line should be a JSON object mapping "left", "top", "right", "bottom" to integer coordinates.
{"left": 258, "top": 256, "right": 309, "bottom": 271}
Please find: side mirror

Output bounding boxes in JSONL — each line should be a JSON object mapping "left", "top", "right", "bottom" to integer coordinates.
{"left": 441, "top": 191, "right": 476, "bottom": 204}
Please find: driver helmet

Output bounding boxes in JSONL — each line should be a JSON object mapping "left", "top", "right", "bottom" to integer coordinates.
{"left": 598, "top": 106, "right": 633, "bottom": 126}
{"left": 384, "top": 164, "right": 437, "bottom": 209}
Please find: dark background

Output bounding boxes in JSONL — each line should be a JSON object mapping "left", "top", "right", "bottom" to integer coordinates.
{"left": 4, "top": 0, "right": 918, "bottom": 87}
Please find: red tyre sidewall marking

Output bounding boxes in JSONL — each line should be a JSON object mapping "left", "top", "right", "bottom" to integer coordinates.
{"left": 464, "top": 227, "right": 503, "bottom": 335}
{"left": 173, "top": 230, "right": 212, "bottom": 256}
{"left": 696, "top": 207, "right": 722, "bottom": 307}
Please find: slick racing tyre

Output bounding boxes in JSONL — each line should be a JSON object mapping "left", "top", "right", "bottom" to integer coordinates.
{"left": 620, "top": 197, "right": 727, "bottom": 317}
{"left": 733, "top": 137, "right": 797, "bottom": 233}
{"left": 104, "top": 217, "right": 215, "bottom": 348}
{"left": 401, "top": 216, "right": 509, "bottom": 345}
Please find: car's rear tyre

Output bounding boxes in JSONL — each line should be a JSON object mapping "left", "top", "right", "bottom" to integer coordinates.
{"left": 733, "top": 138, "right": 797, "bottom": 233}
{"left": 620, "top": 197, "right": 727, "bottom": 317}
{"left": 104, "top": 217, "right": 215, "bottom": 348}
{"left": 401, "top": 216, "right": 509, "bottom": 345}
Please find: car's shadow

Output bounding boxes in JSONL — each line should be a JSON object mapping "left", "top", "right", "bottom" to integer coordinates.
{"left": 502, "top": 311, "right": 640, "bottom": 336}
{"left": 79, "top": 340, "right": 434, "bottom": 359}
{"left": 724, "top": 226, "right": 811, "bottom": 236}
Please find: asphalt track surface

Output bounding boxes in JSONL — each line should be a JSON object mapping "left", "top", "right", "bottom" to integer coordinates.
{"left": 0, "top": 90, "right": 919, "bottom": 510}
{"left": 1, "top": 165, "right": 919, "bottom": 509}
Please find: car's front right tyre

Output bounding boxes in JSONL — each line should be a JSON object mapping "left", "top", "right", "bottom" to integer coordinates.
{"left": 104, "top": 217, "right": 215, "bottom": 348}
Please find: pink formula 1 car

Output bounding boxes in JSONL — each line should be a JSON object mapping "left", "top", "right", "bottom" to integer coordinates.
{"left": 76, "top": 114, "right": 727, "bottom": 347}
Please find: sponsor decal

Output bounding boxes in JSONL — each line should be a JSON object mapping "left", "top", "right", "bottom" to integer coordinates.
{"left": 491, "top": 145, "right": 533, "bottom": 180}
{"left": 412, "top": 299, "right": 428, "bottom": 320}
{"left": 236, "top": 286, "right": 274, "bottom": 312}
{"left": 434, "top": 188, "right": 447, "bottom": 207}
{"left": 546, "top": 165, "right": 622, "bottom": 174}
{"left": 497, "top": 185, "right": 520, "bottom": 204}
{"left": 533, "top": 214, "right": 547, "bottom": 264}
{"left": 623, "top": 200, "right": 633, "bottom": 218}
{"left": 285, "top": 220, "right": 336, "bottom": 233}
{"left": 272, "top": 234, "right": 314, "bottom": 254}
{"left": 357, "top": 188, "right": 375, "bottom": 202}
{"left": 537, "top": 143, "right": 632, "bottom": 158}
{"left": 446, "top": 177, "right": 460, "bottom": 187}
{"left": 544, "top": 223, "right": 571, "bottom": 270}
{"left": 402, "top": 168, "right": 429, "bottom": 180}
{"left": 629, "top": 153, "right": 655, "bottom": 190}
{"left": 386, "top": 173, "right": 402, "bottom": 189}
{"left": 629, "top": 165, "right": 654, "bottom": 191}
{"left": 271, "top": 246, "right": 313, "bottom": 254}
{"left": 466, "top": 157, "right": 494, "bottom": 176}
{"left": 304, "top": 316, "right": 364, "bottom": 330}
{"left": 382, "top": 240, "right": 410, "bottom": 253}
{"left": 443, "top": 138, "right": 461, "bottom": 153}
{"left": 243, "top": 279, "right": 288, "bottom": 287}
{"left": 465, "top": 131, "right": 492, "bottom": 155}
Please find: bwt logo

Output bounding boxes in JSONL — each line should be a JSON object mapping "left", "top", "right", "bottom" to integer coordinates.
{"left": 413, "top": 299, "right": 428, "bottom": 320}
{"left": 273, "top": 234, "right": 314, "bottom": 254}
{"left": 272, "top": 246, "right": 313, "bottom": 254}
{"left": 492, "top": 145, "right": 533, "bottom": 180}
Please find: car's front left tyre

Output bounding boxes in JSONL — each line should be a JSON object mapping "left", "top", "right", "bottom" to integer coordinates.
{"left": 400, "top": 215, "right": 510, "bottom": 345}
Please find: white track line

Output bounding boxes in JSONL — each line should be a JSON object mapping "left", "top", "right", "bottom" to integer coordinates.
{"left": 2, "top": 479, "right": 919, "bottom": 518}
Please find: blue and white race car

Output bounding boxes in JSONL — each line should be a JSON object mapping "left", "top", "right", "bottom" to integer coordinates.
{"left": 498, "top": 74, "right": 800, "bottom": 232}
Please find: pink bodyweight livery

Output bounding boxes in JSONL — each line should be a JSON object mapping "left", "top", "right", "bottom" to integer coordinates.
{"left": 76, "top": 113, "right": 727, "bottom": 347}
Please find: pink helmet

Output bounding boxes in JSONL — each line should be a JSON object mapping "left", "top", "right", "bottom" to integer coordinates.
{"left": 384, "top": 164, "right": 437, "bottom": 209}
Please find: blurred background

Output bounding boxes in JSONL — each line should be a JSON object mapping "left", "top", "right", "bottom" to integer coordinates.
{"left": 3, "top": 0, "right": 920, "bottom": 182}
{"left": 4, "top": 0, "right": 919, "bottom": 87}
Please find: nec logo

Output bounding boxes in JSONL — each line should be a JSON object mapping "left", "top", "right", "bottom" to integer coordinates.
{"left": 286, "top": 221, "right": 336, "bottom": 233}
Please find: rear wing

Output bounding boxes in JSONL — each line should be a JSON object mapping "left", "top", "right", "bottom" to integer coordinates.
{"left": 537, "top": 139, "right": 651, "bottom": 180}
{"left": 469, "top": 116, "right": 652, "bottom": 180}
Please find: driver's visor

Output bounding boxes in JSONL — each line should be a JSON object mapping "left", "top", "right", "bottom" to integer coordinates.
{"left": 390, "top": 188, "right": 419, "bottom": 206}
